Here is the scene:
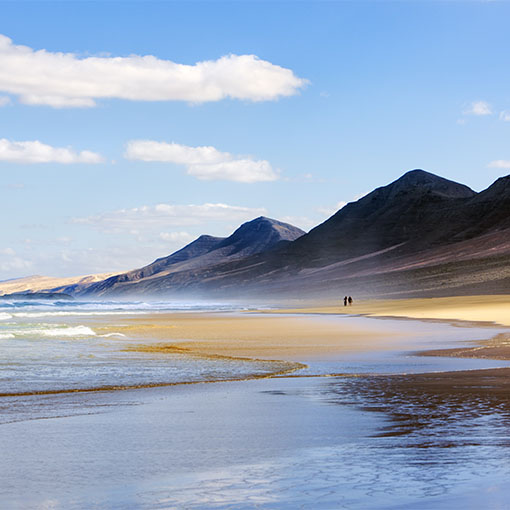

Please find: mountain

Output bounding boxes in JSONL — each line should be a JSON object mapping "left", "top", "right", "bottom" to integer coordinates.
{"left": 40, "top": 170, "right": 510, "bottom": 299}
{"left": 65, "top": 217, "right": 305, "bottom": 296}
{"left": 281, "top": 169, "right": 477, "bottom": 266}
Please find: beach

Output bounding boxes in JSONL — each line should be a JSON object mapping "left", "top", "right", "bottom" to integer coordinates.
{"left": 1, "top": 295, "right": 510, "bottom": 509}
{"left": 274, "top": 294, "right": 510, "bottom": 327}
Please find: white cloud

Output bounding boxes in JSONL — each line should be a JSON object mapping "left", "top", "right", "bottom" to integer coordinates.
{"left": 499, "top": 110, "right": 510, "bottom": 122}
{"left": 488, "top": 160, "right": 510, "bottom": 169}
{"left": 0, "top": 34, "right": 307, "bottom": 108}
{"left": 463, "top": 100, "right": 492, "bottom": 116}
{"left": 72, "top": 202, "right": 267, "bottom": 233}
{"left": 125, "top": 141, "right": 278, "bottom": 183}
{"left": 159, "top": 231, "right": 195, "bottom": 243}
{"left": 0, "top": 138, "right": 103, "bottom": 164}
{"left": 0, "top": 95, "right": 10, "bottom": 106}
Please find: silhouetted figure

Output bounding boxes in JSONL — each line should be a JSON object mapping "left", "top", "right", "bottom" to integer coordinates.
{"left": 343, "top": 296, "right": 348, "bottom": 307}
{"left": 348, "top": 296, "right": 353, "bottom": 306}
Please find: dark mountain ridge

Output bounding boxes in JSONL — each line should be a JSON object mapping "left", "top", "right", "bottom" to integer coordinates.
{"left": 284, "top": 169, "right": 478, "bottom": 265}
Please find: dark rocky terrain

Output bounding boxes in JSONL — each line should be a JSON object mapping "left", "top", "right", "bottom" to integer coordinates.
{"left": 52, "top": 170, "right": 510, "bottom": 299}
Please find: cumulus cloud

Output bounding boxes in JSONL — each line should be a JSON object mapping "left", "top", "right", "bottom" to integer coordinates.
{"left": 463, "top": 100, "right": 492, "bottom": 116}
{"left": 0, "top": 138, "right": 103, "bottom": 164}
{"left": 159, "top": 231, "right": 195, "bottom": 243}
{"left": 72, "top": 202, "right": 267, "bottom": 233}
{"left": 125, "top": 141, "right": 278, "bottom": 182}
{"left": 0, "top": 34, "right": 307, "bottom": 108}
{"left": 488, "top": 160, "right": 510, "bottom": 169}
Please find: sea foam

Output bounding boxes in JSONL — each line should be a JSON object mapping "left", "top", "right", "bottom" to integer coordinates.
{"left": 0, "top": 325, "right": 97, "bottom": 338}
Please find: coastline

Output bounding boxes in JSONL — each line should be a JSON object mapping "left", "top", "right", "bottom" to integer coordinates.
{"left": 3, "top": 298, "right": 510, "bottom": 508}
{"left": 110, "top": 296, "right": 510, "bottom": 404}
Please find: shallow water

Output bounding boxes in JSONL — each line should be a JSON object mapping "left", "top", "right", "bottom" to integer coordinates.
{"left": 0, "top": 300, "right": 291, "bottom": 402}
{"left": 1, "top": 299, "right": 510, "bottom": 509}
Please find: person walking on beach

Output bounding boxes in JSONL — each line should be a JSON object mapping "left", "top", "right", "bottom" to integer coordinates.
{"left": 348, "top": 296, "right": 353, "bottom": 305}
{"left": 343, "top": 296, "right": 348, "bottom": 307}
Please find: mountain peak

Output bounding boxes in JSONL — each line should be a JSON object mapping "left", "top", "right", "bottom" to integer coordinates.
{"left": 215, "top": 216, "right": 305, "bottom": 256}
{"left": 383, "top": 169, "right": 476, "bottom": 199}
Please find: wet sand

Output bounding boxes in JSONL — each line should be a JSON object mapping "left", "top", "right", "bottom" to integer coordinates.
{"left": 268, "top": 296, "right": 510, "bottom": 407}
{"left": 97, "top": 312, "right": 416, "bottom": 361}
{"left": 93, "top": 304, "right": 510, "bottom": 418}
{"left": 104, "top": 301, "right": 510, "bottom": 425}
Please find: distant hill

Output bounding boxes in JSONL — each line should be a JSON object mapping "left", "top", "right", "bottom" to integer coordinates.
{"left": 0, "top": 292, "right": 73, "bottom": 301}
{"left": 56, "top": 217, "right": 305, "bottom": 296}
{"left": 0, "top": 272, "right": 123, "bottom": 296}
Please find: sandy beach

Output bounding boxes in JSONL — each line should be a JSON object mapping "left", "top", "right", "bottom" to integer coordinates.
{"left": 89, "top": 295, "right": 510, "bottom": 365}
{"left": 96, "top": 296, "right": 510, "bottom": 420}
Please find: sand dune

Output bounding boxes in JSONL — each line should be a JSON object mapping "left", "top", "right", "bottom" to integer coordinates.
{"left": 0, "top": 272, "right": 123, "bottom": 295}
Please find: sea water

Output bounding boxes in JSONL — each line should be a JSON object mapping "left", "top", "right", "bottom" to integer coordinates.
{"left": 0, "top": 299, "right": 288, "bottom": 423}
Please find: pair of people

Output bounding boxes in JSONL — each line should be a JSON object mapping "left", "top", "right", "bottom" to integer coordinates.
{"left": 343, "top": 296, "right": 353, "bottom": 306}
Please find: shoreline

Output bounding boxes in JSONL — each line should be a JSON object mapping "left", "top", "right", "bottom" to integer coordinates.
{"left": 3, "top": 295, "right": 510, "bottom": 399}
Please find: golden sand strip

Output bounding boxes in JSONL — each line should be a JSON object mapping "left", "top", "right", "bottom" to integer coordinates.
{"left": 271, "top": 294, "right": 510, "bottom": 327}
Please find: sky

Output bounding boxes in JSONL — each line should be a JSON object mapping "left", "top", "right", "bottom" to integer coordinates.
{"left": 1, "top": 0, "right": 510, "bottom": 279}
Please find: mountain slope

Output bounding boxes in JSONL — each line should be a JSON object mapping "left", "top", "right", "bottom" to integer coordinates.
{"left": 84, "top": 234, "right": 224, "bottom": 295}
{"left": 282, "top": 169, "right": 477, "bottom": 266}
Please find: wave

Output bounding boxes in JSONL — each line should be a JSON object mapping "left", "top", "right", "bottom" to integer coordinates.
{"left": 0, "top": 300, "right": 253, "bottom": 314}
{"left": 0, "top": 313, "right": 12, "bottom": 320}
{"left": 32, "top": 325, "right": 97, "bottom": 337}
{"left": 0, "top": 325, "right": 97, "bottom": 338}
{"left": 10, "top": 311, "right": 149, "bottom": 318}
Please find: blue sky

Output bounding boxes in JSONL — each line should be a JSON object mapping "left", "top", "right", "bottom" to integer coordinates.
{"left": 1, "top": 1, "right": 509, "bottom": 279}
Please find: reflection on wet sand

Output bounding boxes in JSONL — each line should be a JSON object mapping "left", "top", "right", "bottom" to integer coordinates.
{"left": 328, "top": 367, "right": 510, "bottom": 447}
